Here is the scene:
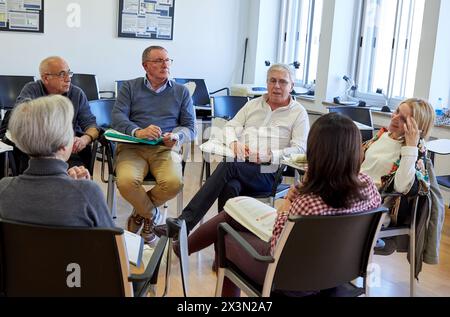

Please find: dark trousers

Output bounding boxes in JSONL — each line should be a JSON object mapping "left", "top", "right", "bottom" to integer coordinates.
{"left": 187, "top": 211, "right": 270, "bottom": 297}
{"left": 181, "top": 161, "right": 275, "bottom": 231}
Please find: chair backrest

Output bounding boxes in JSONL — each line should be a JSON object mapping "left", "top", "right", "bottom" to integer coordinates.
{"left": 71, "top": 73, "right": 100, "bottom": 101}
{"left": 265, "top": 207, "right": 387, "bottom": 294}
{"left": 0, "top": 75, "right": 35, "bottom": 110}
{"left": 0, "top": 219, "right": 132, "bottom": 296}
{"left": 174, "top": 78, "right": 210, "bottom": 106}
{"left": 328, "top": 106, "right": 374, "bottom": 142}
{"left": 89, "top": 99, "right": 115, "bottom": 128}
{"left": 327, "top": 106, "right": 373, "bottom": 126}
{"left": 115, "top": 80, "right": 126, "bottom": 98}
{"left": 211, "top": 96, "right": 249, "bottom": 120}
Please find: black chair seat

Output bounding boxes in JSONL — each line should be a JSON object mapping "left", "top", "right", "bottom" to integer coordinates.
{"left": 437, "top": 175, "right": 450, "bottom": 188}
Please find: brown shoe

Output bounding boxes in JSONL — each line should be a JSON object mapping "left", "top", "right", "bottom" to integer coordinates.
{"left": 141, "top": 217, "right": 157, "bottom": 245}
{"left": 127, "top": 209, "right": 144, "bottom": 234}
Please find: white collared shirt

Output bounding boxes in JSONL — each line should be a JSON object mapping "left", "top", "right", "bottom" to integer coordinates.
{"left": 223, "top": 95, "right": 309, "bottom": 163}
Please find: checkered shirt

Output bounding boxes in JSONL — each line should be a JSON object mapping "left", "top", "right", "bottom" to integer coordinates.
{"left": 270, "top": 173, "right": 382, "bottom": 252}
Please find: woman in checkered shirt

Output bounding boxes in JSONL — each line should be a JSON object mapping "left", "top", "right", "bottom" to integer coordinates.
{"left": 184, "top": 113, "right": 381, "bottom": 296}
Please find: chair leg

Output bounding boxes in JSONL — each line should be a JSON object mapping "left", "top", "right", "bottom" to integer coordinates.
{"left": 410, "top": 219, "right": 416, "bottom": 297}
{"left": 215, "top": 268, "right": 225, "bottom": 297}
{"left": 199, "top": 159, "right": 205, "bottom": 188}
{"left": 162, "top": 238, "right": 173, "bottom": 297}
{"left": 107, "top": 175, "right": 117, "bottom": 219}
{"left": 177, "top": 188, "right": 183, "bottom": 217}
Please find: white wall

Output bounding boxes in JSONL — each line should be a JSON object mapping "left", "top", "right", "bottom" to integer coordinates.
{"left": 241, "top": 0, "right": 280, "bottom": 86}
{"left": 428, "top": 0, "right": 450, "bottom": 108}
{"left": 0, "top": 0, "right": 249, "bottom": 92}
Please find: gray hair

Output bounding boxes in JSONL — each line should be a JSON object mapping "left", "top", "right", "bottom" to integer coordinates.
{"left": 142, "top": 46, "right": 167, "bottom": 63}
{"left": 39, "top": 56, "right": 65, "bottom": 77}
{"left": 9, "top": 95, "right": 74, "bottom": 157}
{"left": 266, "top": 64, "right": 295, "bottom": 83}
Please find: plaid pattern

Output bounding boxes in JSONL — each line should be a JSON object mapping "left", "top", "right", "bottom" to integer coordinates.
{"left": 270, "top": 173, "right": 381, "bottom": 252}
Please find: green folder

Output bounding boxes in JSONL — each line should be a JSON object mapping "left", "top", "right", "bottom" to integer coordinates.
{"left": 104, "top": 129, "right": 163, "bottom": 145}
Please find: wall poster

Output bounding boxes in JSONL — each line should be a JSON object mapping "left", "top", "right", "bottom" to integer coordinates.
{"left": 0, "top": 0, "right": 44, "bottom": 33}
{"left": 118, "top": 0, "right": 174, "bottom": 40}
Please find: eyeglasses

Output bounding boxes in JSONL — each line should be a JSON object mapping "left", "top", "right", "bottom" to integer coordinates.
{"left": 268, "top": 78, "right": 291, "bottom": 87}
{"left": 146, "top": 58, "right": 173, "bottom": 65}
{"left": 45, "top": 70, "right": 74, "bottom": 79}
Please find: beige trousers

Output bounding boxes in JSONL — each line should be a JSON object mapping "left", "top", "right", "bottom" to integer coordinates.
{"left": 115, "top": 143, "right": 183, "bottom": 218}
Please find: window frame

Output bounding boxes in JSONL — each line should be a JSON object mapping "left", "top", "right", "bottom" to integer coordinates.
{"left": 277, "top": 0, "right": 322, "bottom": 88}
{"left": 353, "top": 0, "right": 424, "bottom": 109}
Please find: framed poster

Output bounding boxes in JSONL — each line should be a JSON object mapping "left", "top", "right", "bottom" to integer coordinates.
{"left": 0, "top": 0, "right": 44, "bottom": 33}
{"left": 118, "top": 0, "right": 175, "bottom": 40}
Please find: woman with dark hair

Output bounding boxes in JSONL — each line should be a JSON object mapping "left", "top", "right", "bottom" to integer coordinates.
{"left": 182, "top": 113, "right": 381, "bottom": 296}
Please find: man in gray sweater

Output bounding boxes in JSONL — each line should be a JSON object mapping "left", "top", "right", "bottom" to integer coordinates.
{"left": 112, "top": 46, "right": 196, "bottom": 244}
{"left": 11, "top": 56, "right": 99, "bottom": 173}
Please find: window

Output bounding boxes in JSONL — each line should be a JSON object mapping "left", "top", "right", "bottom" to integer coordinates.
{"left": 277, "top": 0, "right": 323, "bottom": 87}
{"left": 355, "top": 0, "right": 425, "bottom": 107}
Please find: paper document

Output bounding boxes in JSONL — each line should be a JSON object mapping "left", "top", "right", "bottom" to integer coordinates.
{"left": 199, "top": 140, "right": 235, "bottom": 158}
{"left": 124, "top": 230, "right": 144, "bottom": 267}
{"left": 104, "top": 129, "right": 163, "bottom": 145}
{"left": 224, "top": 196, "right": 277, "bottom": 242}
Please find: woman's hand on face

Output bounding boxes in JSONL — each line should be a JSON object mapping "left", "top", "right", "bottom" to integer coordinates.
{"left": 404, "top": 116, "right": 420, "bottom": 147}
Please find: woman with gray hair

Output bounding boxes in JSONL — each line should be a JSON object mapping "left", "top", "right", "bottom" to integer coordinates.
{"left": 0, "top": 95, "right": 114, "bottom": 228}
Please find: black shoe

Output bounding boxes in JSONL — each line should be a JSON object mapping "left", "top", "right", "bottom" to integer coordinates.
{"left": 374, "top": 238, "right": 396, "bottom": 256}
{"left": 153, "top": 224, "right": 168, "bottom": 237}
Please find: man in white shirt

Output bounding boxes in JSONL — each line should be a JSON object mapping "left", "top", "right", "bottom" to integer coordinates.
{"left": 154, "top": 64, "right": 310, "bottom": 234}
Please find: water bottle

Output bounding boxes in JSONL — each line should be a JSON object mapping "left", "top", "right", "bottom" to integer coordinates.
{"left": 435, "top": 98, "right": 444, "bottom": 116}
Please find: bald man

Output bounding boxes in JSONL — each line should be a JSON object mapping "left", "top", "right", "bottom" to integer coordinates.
{"left": 12, "top": 56, "right": 99, "bottom": 173}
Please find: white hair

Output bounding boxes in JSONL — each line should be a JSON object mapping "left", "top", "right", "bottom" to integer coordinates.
{"left": 9, "top": 95, "right": 74, "bottom": 157}
{"left": 266, "top": 64, "right": 294, "bottom": 83}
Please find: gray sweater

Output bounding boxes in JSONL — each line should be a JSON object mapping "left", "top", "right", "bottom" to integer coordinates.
{"left": 16, "top": 80, "right": 97, "bottom": 136}
{"left": 112, "top": 78, "right": 196, "bottom": 144}
{"left": 0, "top": 158, "right": 114, "bottom": 228}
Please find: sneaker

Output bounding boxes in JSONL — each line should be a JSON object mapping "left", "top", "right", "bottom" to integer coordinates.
{"left": 374, "top": 238, "right": 397, "bottom": 256}
{"left": 127, "top": 209, "right": 144, "bottom": 234}
{"left": 141, "top": 217, "right": 157, "bottom": 245}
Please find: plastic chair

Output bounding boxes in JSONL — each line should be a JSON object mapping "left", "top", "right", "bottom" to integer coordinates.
{"left": 0, "top": 75, "right": 35, "bottom": 117}
{"left": 0, "top": 219, "right": 167, "bottom": 297}
{"left": 71, "top": 73, "right": 115, "bottom": 101}
{"left": 376, "top": 192, "right": 420, "bottom": 297}
{"left": 89, "top": 99, "right": 185, "bottom": 220}
{"left": 210, "top": 96, "right": 249, "bottom": 120}
{"left": 215, "top": 206, "right": 388, "bottom": 297}
{"left": 328, "top": 106, "right": 374, "bottom": 142}
{"left": 174, "top": 78, "right": 230, "bottom": 118}
{"left": 199, "top": 96, "right": 249, "bottom": 186}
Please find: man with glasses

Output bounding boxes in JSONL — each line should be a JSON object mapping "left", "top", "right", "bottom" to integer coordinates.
{"left": 112, "top": 46, "right": 195, "bottom": 244}
{"left": 9, "top": 56, "right": 99, "bottom": 174}
{"left": 153, "top": 64, "right": 310, "bottom": 238}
